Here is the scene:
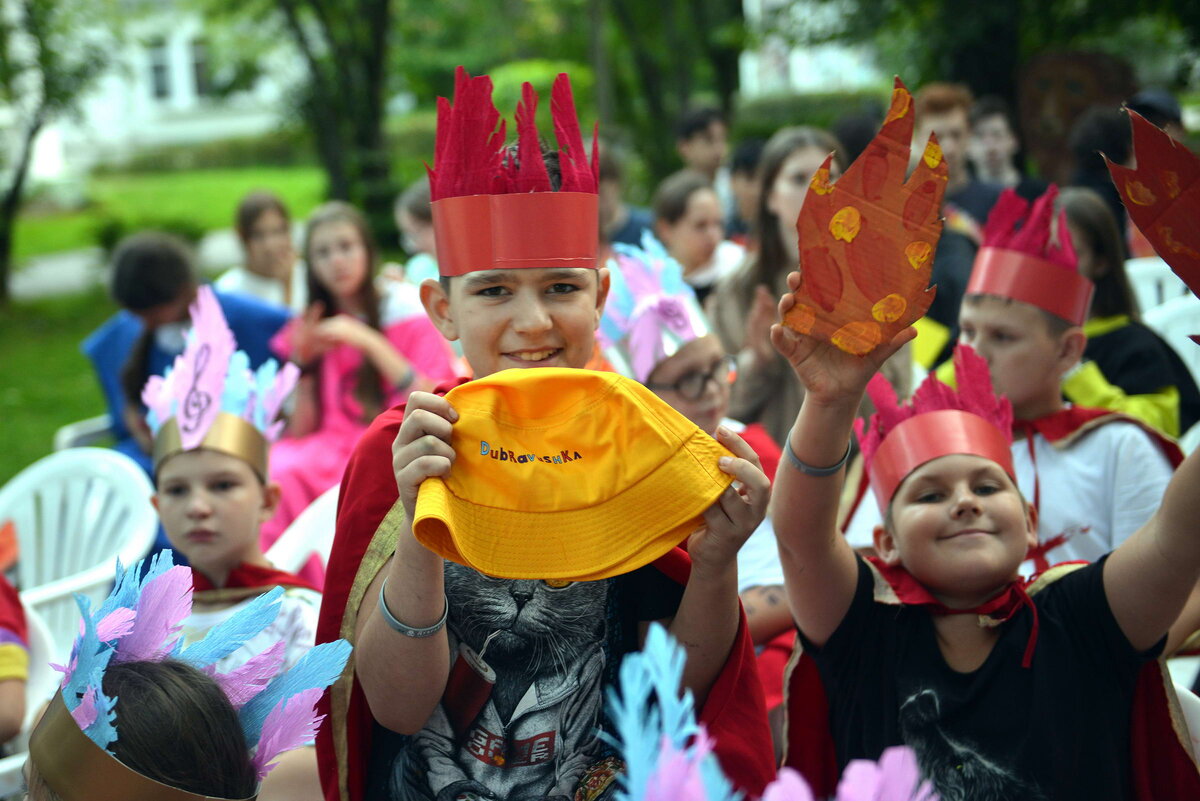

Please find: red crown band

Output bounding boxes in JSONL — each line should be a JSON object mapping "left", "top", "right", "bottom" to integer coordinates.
{"left": 869, "top": 409, "right": 1015, "bottom": 511}
{"left": 967, "top": 247, "right": 1094, "bottom": 326}
{"left": 433, "top": 193, "right": 598, "bottom": 277}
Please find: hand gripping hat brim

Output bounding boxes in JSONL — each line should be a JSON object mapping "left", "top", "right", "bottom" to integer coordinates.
{"left": 413, "top": 368, "right": 734, "bottom": 581}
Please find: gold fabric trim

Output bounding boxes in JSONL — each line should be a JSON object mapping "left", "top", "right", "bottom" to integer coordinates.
{"left": 331, "top": 498, "right": 409, "bottom": 801}
{"left": 153, "top": 414, "right": 269, "bottom": 479}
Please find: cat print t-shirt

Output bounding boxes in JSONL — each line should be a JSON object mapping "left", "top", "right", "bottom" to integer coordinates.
{"left": 799, "top": 556, "right": 1160, "bottom": 801}
{"left": 365, "top": 561, "right": 683, "bottom": 801}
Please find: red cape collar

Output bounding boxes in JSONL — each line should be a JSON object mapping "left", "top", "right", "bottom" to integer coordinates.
{"left": 191, "top": 561, "right": 318, "bottom": 593}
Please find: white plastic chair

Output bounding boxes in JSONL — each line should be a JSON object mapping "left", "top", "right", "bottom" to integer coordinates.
{"left": 266, "top": 484, "right": 339, "bottom": 575}
{"left": 0, "top": 448, "right": 157, "bottom": 663}
{"left": 0, "top": 606, "right": 59, "bottom": 794}
{"left": 1143, "top": 294, "right": 1200, "bottom": 387}
{"left": 1126, "top": 257, "right": 1192, "bottom": 313}
{"left": 52, "top": 414, "right": 115, "bottom": 451}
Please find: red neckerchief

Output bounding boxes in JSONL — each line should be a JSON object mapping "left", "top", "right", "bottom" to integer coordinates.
{"left": 866, "top": 557, "right": 1038, "bottom": 667}
{"left": 191, "top": 561, "right": 319, "bottom": 593}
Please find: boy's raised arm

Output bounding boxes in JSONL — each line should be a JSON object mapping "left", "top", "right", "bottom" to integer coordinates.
{"left": 769, "top": 273, "right": 914, "bottom": 647}
{"left": 354, "top": 392, "right": 457, "bottom": 735}
{"left": 1104, "top": 446, "right": 1200, "bottom": 653}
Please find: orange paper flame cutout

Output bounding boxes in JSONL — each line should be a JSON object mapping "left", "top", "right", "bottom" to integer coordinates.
{"left": 1107, "top": 111, "right": 1200, "bottom": 311}
{"left": 784, "top": 77, "right": 945, "bottom": 355}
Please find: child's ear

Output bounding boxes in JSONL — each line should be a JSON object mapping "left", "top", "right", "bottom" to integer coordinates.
{"left": 1057, "top": 326, "right": 1087, "bottom": 371}
{"left": 873, "top": 524, "right": 902, "bottom": 566}
{"left": 593, "top": 267, "right": 611, "bottom": 327}
{"left": 150, "top": 493, "right": 161, "bottom": 514}
{"left": 420, "top": 278, "right": 458, "bottom": 341}
{"left": 259, "top": 481, "right": 282, "bottom": 525}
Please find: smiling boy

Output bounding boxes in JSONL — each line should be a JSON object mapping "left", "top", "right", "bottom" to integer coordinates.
{"left": 314, "top": 70, "right": 775, "bottom": 801}
{"left": 845, "top": 187, "right": 1181, "bottom": 573}
{"left": 772, "top": 316, "right": 1200, "bottom": 799}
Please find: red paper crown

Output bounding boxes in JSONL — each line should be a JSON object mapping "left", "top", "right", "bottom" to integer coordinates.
{"left": 428, "top": 67, "right": 599, "bottom": 277}
{"left": 966, "top": 186, "right": 1093, "bottom": 325}
{"left": 1107, "top": 110, "right": 1200, "bottom": 343}
{"left": 855, "top": 345, "right": 1014, "bottom": 510}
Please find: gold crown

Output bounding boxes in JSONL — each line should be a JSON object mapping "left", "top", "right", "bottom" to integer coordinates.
{"left": 29, "top": 692, "right": 258, "bottom": 801}
{"left": 151, "top": 412, "right": 269, "bottom": 480}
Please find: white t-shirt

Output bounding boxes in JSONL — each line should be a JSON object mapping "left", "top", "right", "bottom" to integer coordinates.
{"left": 214, "top": 263, "right": 308, "bottom": 313}
{"left": 843, "top": 419, "right": 1173, "bottom": 576}
{"left": 182, "top": 586, "right": 321, "bottom": 675}
{"left": 721, "top": 418, "right": 786, "bottom": 593}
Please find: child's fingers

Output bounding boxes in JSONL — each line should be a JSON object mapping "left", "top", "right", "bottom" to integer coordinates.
{"left": 717, "top": 456, "right": 771, "bottom": 509}
{"left": 715, "top": 427, "right": 764, "bottom": 471}
{"left": 869, "top": 326, "right": 918, "bottom": 369}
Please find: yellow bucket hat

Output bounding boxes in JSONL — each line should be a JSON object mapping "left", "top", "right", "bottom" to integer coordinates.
{"left": 413, "top": 368, "right": 734, "bottom": 581}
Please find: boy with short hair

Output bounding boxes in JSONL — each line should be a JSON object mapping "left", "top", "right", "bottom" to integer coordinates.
{"left": 845, "top": 187, "right": 1181, "bottom": 573}
{"left": 771, "top": 316, "right": 1200, "bottom": 798}
{"left": 315, "top": 70, "right": 775, "bottom": 801}
{"left": 141, "top": 285, "right": 324, "bottom": 795}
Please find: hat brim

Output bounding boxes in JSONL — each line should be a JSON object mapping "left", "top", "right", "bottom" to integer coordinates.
{"left": 414, "top": 429, "right": 732, "bottom": 581}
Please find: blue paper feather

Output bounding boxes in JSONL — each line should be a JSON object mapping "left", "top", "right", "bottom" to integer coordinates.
{"left": 239, "top": 638, "right": 352, "bottom": 747}
{"left": 179, "top": 586, "right": 284, "bottom": 669}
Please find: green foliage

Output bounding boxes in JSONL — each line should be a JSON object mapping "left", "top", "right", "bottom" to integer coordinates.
{"left": 0, "top": 287, "right": 116, "bottom": 483}
{"left": 13, "top": 167, "right": 326, "bottom": 261}
{"left": 734, "top": 88, "right": 890, "bottom": 142}
{"left": 93, "top": 127, "right": 316, "bottom": 174}
{"left": 488, "top": 59, "right": 595, "bottom": 120}
{"left": 781, "top": 0, "right": 1200, "bottom": 99}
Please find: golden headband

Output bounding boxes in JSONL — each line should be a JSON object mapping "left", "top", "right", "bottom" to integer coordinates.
{"left": 29, "top": 692, "right": 258, "bottom": 801}
{"left": 152, "top": 413, "right": 269, "bottom": 480}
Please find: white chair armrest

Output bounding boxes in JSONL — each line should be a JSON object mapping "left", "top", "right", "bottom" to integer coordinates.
{"left": 53, "top": 414, "right": 115, "bottom": 451}
{"left": 20, "top": 563, "right": 115, "bottom": 609}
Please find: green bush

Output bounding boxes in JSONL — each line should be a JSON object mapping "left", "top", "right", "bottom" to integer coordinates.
{"left": 734, "top": 88, "right": 890, "bottom": 142}
{"left": 93, "top": 126, "right": 316, "bottom": 175}
{"left": 92, "top": 216, "right": 207, "bottom": 257}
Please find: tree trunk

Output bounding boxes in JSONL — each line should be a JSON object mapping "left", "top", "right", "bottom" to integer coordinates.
{"left": 589, "top": 0, "right": 614, "bottom": 127}
{"left": 0, "top": 113, "right": 45, "bottom": 306}
{"left": 609, "top": 0, "right": 677, "bottom": 183}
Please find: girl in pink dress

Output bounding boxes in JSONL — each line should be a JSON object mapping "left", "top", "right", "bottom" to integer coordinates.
{"left": 263, "top": 202, "right": 459, "bottom": 583}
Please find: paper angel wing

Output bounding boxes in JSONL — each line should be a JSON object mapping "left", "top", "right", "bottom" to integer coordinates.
{"left": 785, "top": 76, "right": 944, "bottom": 355}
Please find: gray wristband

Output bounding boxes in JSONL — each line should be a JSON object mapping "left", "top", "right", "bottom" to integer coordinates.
{"left": 379, "top": 577, "right": 448, "bottom": 638}
{"left": 784, "top": 430, "right": 851, "bottom": 477}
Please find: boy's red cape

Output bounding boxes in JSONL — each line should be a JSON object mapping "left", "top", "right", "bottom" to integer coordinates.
{"left": 782, "top": 561, "right": 1200, "bottom": 799}
{"left": 190, "top": 561, "right": 318, "bottom": 603}
{"left": 315, "top": 381, "right": 776, "bottom": 801}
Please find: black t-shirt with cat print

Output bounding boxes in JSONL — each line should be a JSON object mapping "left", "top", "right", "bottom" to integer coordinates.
{"left": 799, "top": 556, "right": 1161, "bottom": 801}
{"left": 365, "top": 561, "right": 683, "bottom": 801}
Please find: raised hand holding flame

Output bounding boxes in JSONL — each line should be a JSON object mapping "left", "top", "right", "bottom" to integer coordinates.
{"left": 783, "top": 77, "right": 946, "bottom": 356}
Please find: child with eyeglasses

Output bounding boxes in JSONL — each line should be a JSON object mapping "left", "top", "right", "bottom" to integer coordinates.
{"left": 603, "top": 236, "right": 793, "bottom": 755}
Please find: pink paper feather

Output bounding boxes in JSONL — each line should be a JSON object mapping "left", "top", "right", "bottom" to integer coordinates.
{"left": 643, "top": 737, "right": 708, "bottom": 801}
{"left": 251, "top": 686, "right": 326, "bottom": 779}
{"left": 513, "top": 82, "right": 552, "bottom": 193}
{"left": 174, "top": 287, "right": 236, "bottom": 450}
{"left": 72, "top": 686, "right": 98, "bottom": 730}
{"left": 205, "top": 640, "right": 287, "bottom": 710}
{"left": 112, "top": 565, "right": 193, "bottom": 662}
{"left": 762, "top": 768, "right": 816, "bottom": 801}
{"left": 95, "top": 607, "right": 137, "bottom": 642}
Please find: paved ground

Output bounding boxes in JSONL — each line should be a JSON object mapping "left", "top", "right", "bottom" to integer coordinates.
{"left": 10, "top": 228, "right": 243, "bottom": 301}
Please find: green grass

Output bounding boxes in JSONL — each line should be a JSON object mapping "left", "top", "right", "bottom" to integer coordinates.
{"left": 0, "top": 288, "right": 119, "bottom": 483}
{"left": 14, "top": 166, "right": 327, "bottom": 262}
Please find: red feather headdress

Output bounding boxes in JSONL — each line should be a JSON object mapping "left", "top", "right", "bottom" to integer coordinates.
{"left": 966, "top": 185, "right": 1093, "bottom": 325}
{"left": 428, "top": 67, "right": 599, "bottom": 277}
{"left": 855, "top": 345, "right": 1014, "bottom": 510}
